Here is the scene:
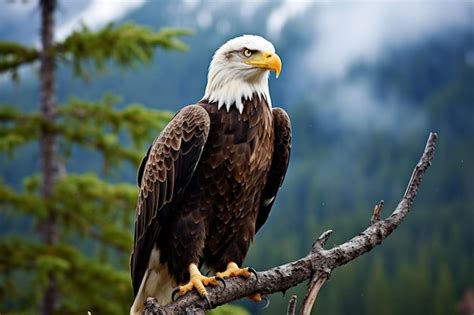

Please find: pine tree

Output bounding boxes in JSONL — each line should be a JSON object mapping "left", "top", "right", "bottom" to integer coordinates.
{"left": 0, "top": 2, "right": 190, "bottom": 313}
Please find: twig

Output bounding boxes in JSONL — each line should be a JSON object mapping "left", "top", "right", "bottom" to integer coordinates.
{"left": 312, "top": 230, "right": 333, "bottom": 252}
{"left": 300, "top": 275, "right": 328, "bottom": 315}
{"left": 287, "top": 295, "right": 298, "bottom": 315}
{"left": 144, "top": 132, "right": 438, "bottom": 314}
{"left": 370, "top": 200, "right": 384, "bottom": 225}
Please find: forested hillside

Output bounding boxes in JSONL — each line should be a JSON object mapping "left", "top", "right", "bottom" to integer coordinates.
{"left": 1, "top": 1, "right": 472, "bottom": 314}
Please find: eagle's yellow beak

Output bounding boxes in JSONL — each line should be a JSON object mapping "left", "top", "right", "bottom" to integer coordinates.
{"left": 245, "top": 51, "right": 282, "bottom": 78}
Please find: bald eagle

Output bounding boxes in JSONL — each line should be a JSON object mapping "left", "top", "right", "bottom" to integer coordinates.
{"left": 130, "top": 35, "right": 291, "bottom": 314}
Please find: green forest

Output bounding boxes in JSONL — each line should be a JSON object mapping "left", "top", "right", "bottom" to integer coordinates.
{"left": 1, "top": 1, "right": 473, "bottom": 314}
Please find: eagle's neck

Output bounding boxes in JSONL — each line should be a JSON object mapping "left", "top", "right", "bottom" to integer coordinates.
{"left": 202, "top": 66, "right": 271, "bottom": 114}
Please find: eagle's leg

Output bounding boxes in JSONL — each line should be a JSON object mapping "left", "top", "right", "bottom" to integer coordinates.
{"left": 172, "top": 263, "right": 222, "bottom": 303}
{"left": 216, "top": 262, "right": 262, "bottom": 302}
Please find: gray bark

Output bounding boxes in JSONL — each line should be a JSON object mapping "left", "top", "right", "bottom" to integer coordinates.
{"left": 144, "top": 132, "right": 438, "bottom": 314}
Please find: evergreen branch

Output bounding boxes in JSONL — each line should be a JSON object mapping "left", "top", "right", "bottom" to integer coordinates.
{"left": 0, "top": 106, "right": 46, "bottom": 151}
{"left": 55, "top": 23, "right": 192, "bottom": 79}
{"left": 58, "top": 96, "right": 172, "bottom": 150}
{"left": 0, "top": 97, "right": 172, "bottom": 164}
{"left": 0, "top": 23, "right": 191, "bottom": 79}
{"left": 0, "top": 237, "right": 131, "bottom": 314}
{"left": 0, "top": 174, "right": 135, "bottom": 251}
{"left": 0, "top": 41, "right": 39, "bottom": 74}
{"left": 0, "top": 237, "right": 45, "bottom": 272}
{"left": 58, "top": 123, "right": 143, "bottom": 165}
{"left": 144, "top": 132, "right": 438, "bottom": 314}
{"left": 49, "top": 174, "right": 136, "bottom": 249}
{"left": 0, "top": 180, "right": 47, "bottom": 218}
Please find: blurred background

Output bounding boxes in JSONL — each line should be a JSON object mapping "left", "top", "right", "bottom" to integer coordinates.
{"left": 1, "top": 0, "right": 473, "bottom": 314}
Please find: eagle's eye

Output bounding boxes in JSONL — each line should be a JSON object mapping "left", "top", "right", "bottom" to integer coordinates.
{"left": 243, "top": 49, "right": 253, "bottom": 57}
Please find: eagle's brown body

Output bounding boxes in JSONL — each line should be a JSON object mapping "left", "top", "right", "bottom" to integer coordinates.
{"left": 166, "top": 96, "right": 274, "bottom": 283}
{"left": 131, "top": 94, "right": 291, "bottom": 293}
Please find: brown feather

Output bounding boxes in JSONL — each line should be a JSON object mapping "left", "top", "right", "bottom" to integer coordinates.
{"left": 256, "top": 107, "right": 292, "bottom": 232}
{"left": 130, "top": 105, "right": 210, "bottom": 296}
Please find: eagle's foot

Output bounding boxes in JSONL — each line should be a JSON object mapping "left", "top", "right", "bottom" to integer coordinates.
{"left": 248, "top": 292, "right": 262, "bottom": 302}
{"left": 216, "top": 262, "right": 258, "bottom": 281}
{"left": 249, "top": 293, "right": 270, "bottom": 308}
{"left": 171, "top": 263, "right": 224, "bottom": 305}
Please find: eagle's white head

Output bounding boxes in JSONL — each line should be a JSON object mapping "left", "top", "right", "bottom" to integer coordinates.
{"left": 202, "top": 35, "right": 282, "bottom": 113}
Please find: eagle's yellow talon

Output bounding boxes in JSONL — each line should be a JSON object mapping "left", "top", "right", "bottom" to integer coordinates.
{"left": 248, "top": 292, "right": 262, "bottom": 302}
{"left": 172, "top": 263, "right": 220, "bottom": 301}
{"left": 216, "top": 262, "right": 253, "bottom": 279}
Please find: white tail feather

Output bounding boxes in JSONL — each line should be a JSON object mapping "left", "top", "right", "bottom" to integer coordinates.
{"left": 130, "top": 248, "right": 176, "bottom": 315}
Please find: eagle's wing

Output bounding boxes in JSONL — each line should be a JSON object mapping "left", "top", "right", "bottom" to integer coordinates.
{"left": 130, "top": 105, "right": 210, "bottom": 296}
{"left": 256, "top": 107, "right": 292, "bottom": 233}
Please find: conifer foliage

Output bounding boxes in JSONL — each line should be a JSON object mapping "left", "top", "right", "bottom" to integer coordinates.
{"left": 0, "top": 1, "right": 189, "bottom": 313}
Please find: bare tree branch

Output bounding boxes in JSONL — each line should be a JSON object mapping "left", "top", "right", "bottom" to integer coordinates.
{"left": 287, "top": 295, "right": 298, "bottom": 315}
{"left": 300, "top": 274, "right": 328, "bottom": 315}
{"left": 144, "top": 132, "right": 438, "bottom": 315}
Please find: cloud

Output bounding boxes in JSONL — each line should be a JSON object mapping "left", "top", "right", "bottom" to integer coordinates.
{"left": 267, "top": 0, "right": 314, "bottom": 38}
{"left": 303, "top": 1, "right": 472, "bottom": 79}
{"left": 0, "top": 1, "right": 146, "bottom": 43}
{"left": 55, "top": 0, "right": 146, "bottom": 40}
{"left": 268, "top": 1, "right": 471, "bottom": 131}
{"left": 240, "top": 0, "right": 270, "bottom": 21}
{"left": 317, "top": 80, "right": 427, "bottom": 134}
{"left": 0, "top": 1, "right": 37, "bottom": 17}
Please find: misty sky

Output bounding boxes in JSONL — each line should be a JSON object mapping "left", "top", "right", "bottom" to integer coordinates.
{"left": 1, "top": 0, "right": 471, "bottom": 78}
{"left": 1, "top": 0, "right": 472, "bottom": 130}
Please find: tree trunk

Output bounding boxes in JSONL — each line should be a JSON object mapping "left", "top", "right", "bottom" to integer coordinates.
{"left": 39, "top": 0, "right": 58, "bottom": 314}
